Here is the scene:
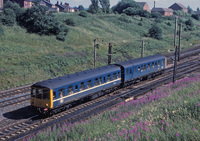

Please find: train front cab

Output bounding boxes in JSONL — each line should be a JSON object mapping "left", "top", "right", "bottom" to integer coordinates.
{"left": 30, "top": 87, "right": 53, "bottom": 114}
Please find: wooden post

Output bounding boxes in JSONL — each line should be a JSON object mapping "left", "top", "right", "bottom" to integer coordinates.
{"left": 173, "top": 46, "right": 178, "bottom": 83}
{"left": 174, "top": 17, "right": 178, "bottom": 48}
{"left": 94, "top": 39, "right": 97, "bottom": 68}
{"left": 178, "top": 23, "right": 182, "bottom": 61}
{"left": 141, "top": 40, "right": 144, "bottom": 58}
{"left": 108, "top": 43, "right": 112, "bottom": 65}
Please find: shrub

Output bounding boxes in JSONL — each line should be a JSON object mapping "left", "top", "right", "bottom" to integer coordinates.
{"left": 155, "top": 17, "right": 162, "bottom": 23}
{"left": 151, "top": 12, "right": 161, "bottom": 18}
{"left": 138, "top": 22, "right": 142, "bottom": 26}
{"left": 79, "top": 11, "right": 88, "bottom": 17}
{"left": 3, "top": 1, "right": 24, "bottom": 23}
{"left": 112, "top": 0, "right": 141, "bottom": 14}
{"left": 148, "top": 24, "right": 162, "bottom": 40}
{"left": 122, "top": 7, "right": 140, "bottom": 16}
{"left": 20, "top": 5, "right": 68, "bottom": 40}
{"left": 0, "top": 24, "right": 4, "bottom": 36}
{"left": 139, "top": 10, "right": 151, "bottom": 18}
{"left": 1, "top": 8, "right": 16, "bottom": 26}
{"left": 191, "top": 14, "right": 200, "bottom": 20}
{"left": 166, "top": 22, "right": 172, "bottom": 26}
{"left": 65, "top": 18, "right": 75, "bottom": 26}
{"left": 185, "top": 19, "right": 194, "bottom": 27}
{"left": 118, "top": 14, "right": 132, "bottom": 23}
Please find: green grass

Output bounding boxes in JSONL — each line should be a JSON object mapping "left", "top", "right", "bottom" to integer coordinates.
{"left": 0, "top": 13, "right": 200, "bottom": 89}
{"left": 26, "top": 75, "right": 200, "bottom": 141}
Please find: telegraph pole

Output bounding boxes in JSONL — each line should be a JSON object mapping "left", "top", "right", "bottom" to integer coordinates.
{"left": 141, "top": 40, "right": 144, "bottom": 58}
{"left": 173, "top": 46, "right": 178, "bottom": 83}
{"left": 174, "top": 16, "right": 178, "bottom": 47}
{"left": 108, "top": 43, "right": 112, "bottom": 65}
{"left": 178, "top": 23, "right": 182, "bottom": 61}
{"left": 94, "top": 39, "right": 97, "bottom": 68}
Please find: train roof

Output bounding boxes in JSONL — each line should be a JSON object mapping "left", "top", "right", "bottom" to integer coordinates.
{"left": 32, "top": 65, "right": 120, "bottom": 89}
{"left": 116, "top": 54, "right": 165, "bottom": 68}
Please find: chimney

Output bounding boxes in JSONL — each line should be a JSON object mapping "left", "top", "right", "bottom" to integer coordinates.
{"left": 154, "top": 1, "right": 155, "bottom": 8}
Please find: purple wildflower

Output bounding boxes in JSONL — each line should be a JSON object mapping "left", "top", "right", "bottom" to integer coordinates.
{"left": 176, "top": 133, "right": 179, "bottom": 136}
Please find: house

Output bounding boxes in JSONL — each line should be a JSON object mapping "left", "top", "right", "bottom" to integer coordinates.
{"left": 24, "top": 0, "right": 59, "bottom": 12}
{"left": 55, "top": 2, "right": 74, "bottom": 12}
{"left": 0, "top": 0, "right": 3, "bottom": 11}
{"left": 194, "top": 11, "right": 200, "bottom": 16}
{"left": 169, "top": 3, "right": 188, "bottom": 13}
{"left": 137, "top": 2, "right": 150, "bottom": 12}
{"left": 151, "top": 8, "right": 173, "bottom": 16}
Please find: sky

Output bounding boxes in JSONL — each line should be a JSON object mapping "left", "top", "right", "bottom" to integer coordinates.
{"left": 51, "top": 0, "right": 199, "bottom": 10}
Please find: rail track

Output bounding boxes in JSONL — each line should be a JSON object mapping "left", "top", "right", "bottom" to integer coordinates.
{"left": 1, "top": 55, "right": 200, "bottom": 141}
{"left": 0, "top": 45, "right": 200, "bottom": 108}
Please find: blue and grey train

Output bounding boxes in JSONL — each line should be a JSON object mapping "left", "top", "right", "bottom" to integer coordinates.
{"left": 30, "top": 55, "right": 167, "bottom": 114}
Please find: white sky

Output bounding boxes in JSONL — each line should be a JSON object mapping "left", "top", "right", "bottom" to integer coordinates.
{"left": 51, "top": 0, "right": 199, "bottom": 10}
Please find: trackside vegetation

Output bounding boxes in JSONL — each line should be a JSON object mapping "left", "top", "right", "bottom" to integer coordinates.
{"left": 25, "top": 75, "right": 200, "bottom": 141}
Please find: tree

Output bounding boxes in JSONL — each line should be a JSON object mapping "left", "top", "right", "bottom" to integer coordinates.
{"left": 148, "top": 24, "right": 162, "bottom": 40}
{"left": 187, "top": 6, "right": 194, "bottom": 14}
{"left": 88, "top": 0, "right": 102, "bottom": 14}
{"left": 99, "top": 0, "right": 110, "bottom": 13}
{"left": 78, "top": 5, "right": 85, "bottom": 11}
{"left": 122, "top": 7, "right": 140, "bottom": 16}
{"left": 197, "top": 7, "right": 200, "bottom": 11}
{"left": 192, "top": 14, "right": 200, "bottom": 20}
{"left": 1, "top": 8, "right": 16, "bottom": 26}
{"left": 185, "top": 19, "right": 194, "bottom": 27}
{"left": 20, "top": 6, "right": 68, "bottom": 41}
{"left": 3, "top": 1, "right": 24, "bottom": 23}
{"left": 112, "top": 0, "right": 141, "bottom": 14}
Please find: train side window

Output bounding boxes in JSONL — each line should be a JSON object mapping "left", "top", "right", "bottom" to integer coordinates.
{"left": 126, "top": 69, "right": 129, "bottom": 75}
{"left": 138, "top": 67, "right": 141, "bottom": 72}
{"left": 103, "top": 77, "right": 106, "bottom": 83}
{"left": 113, "top": 73, "right": 117, "bottom": 80}
{"left": 75, "top": 85, "right": 79, "bottom": 92}
{"left": 59, "top": 88, "right": 65, "bottom": 98}
{"left": 107, "top": 75, "right": 111, "bottom": 82}
{"left": 80, "top": 82, "right": 85, "bottom": 91}
{"left": 155, "top": 62, "right": 158, "bottom": 67}
{"left": 134, "top": 67, "right": 136, "bottom": 73}
{"left": 31, "top": 88, "right": 35, "bottom": 97}
{"left": 67, "top": 86, "right": 73, "bottom": 95}
{"left": 118, "top": 72, "right": 121, "bottom": 78}
{"left": 87, "top": 80, "right": 93, "bottom": 88}
{"left": 147, "top": 63, "right": 150, "bottom": 70}
{"left": 144, "top": 64, "right": 146, "bottom": 71}
{"left": 130, "top": 69, "right": 132, "bottom": 74}
{"left": 43, "top": 89, "right": 50, "bottom": 99}
{"left": 158, "top": 61, "right": 160, "bottom": 67}
{"left": 99, "top": 77, "right": 102, "bottom": 84}
{"left": 53, "top": 92, "right": 56, "bottom": 99}
{"left": 141, "top": 65, "right": 144, "bottom": 72}
{"left": 152, "top": 62, "right": 154, "bottom": 68}
{"left": 94, "top": 78, "right": 100, "bottom": 86}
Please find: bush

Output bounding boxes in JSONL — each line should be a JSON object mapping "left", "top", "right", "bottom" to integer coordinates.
{"left": 0, "top": 24, "right": 4, "bottom": 36}
{"left": 148, "top": 24, "right": 162, "bottom": 40}
{"left": 65, "top": 18, "right": 75, "bottom": 26}
{"left": 3, "top": 1, "right": 24, "bottom": 23}
{"left": 118, "top": 14, "right": 132, "bottom": 23}
{"left": 20, "top": 5, "right": 68, "bottom": 40}
{"left": 139, "top": 10, "right": 151, "bottom": 18}
{"left": 155, "top": 18, "right": 162, "bottom": 23}
{"left": 138, "top": 22, "right": 142, "bottom": 26}
{"left": 185, "top": 19, "right": 194, "bottom": 27}
{"left": 166, "top": 22, "right": 172, "bottom": 26}
{"left": 122, "top": 7, "right": 140, "bottom": 16}
{"left": 112, "top": 0, "right": 141, "bottom": 14}
{"left": 151, "top": 12, "right": 162, "bottom": 18}
{"left": 1, "top": 8, "right": 16, "bottom": 26}
{"left": 191, "top": 14, "right": 200, "bottom": 20}
{"left": 79, "top": 11, "right": 88, "bottom": 17}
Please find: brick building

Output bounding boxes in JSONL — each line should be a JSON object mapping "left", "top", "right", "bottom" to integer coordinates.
{"left": 169, "top": 3, "right": 188, "bottom": 13}
{"left": 151, "top": 8, "right": 173, "bottom": 16}
{"left": 55, "top": 2, "right": 74, "bottom": 12}
{"left": 0, "top": 0, "right": 3, "bottom": 11}
{"left": 137, "top": 2, "right": 150, "bottom": 12}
